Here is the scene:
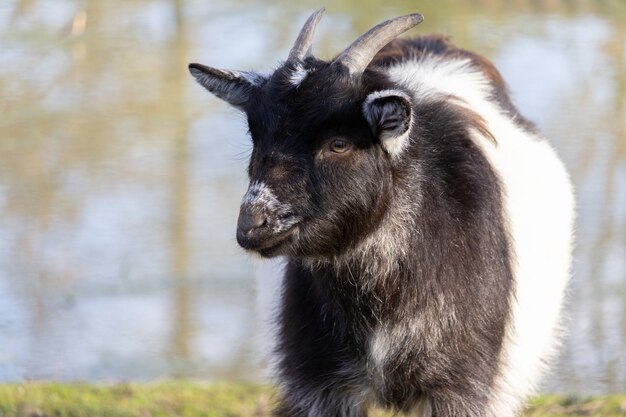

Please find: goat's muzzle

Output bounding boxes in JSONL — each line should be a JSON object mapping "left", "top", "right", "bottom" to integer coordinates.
{"left": 236, "top": 185, "right": 299, "bottom": 256}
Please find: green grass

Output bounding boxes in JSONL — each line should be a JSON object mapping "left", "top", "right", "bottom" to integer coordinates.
{"left": 0, "top": 382, "right": 624, "bottom": 417}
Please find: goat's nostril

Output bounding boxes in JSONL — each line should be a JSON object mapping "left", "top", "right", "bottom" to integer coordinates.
{"left": 238, "top": 210, "right": 267, "bottom": 234}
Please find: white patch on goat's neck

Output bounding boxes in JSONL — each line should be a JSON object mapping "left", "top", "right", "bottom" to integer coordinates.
{"left": 289, "top": 62, "right": 309, "bottom": 87}
{"left": 384, "top": 55, "right": 574, "bottom": 416}
{"left": 368, "top": 327, "right": 390, "bottom": 371}
{"left": 363, "top": 89, "right": 414, "bottom": 159}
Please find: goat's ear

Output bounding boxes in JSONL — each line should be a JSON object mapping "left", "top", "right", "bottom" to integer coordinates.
{"left": 362, "top": 90, "right": 413, "bottom": 157}
{"left": 188, "top": 63, "right": 266, "bottom": 109}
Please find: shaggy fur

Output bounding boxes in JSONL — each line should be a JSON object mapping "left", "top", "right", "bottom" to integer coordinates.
{"left": 189, "top": 17, "right": 574, "bottom": 417}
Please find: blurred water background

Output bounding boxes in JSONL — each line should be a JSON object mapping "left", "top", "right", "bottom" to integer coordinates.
{"left": 0, "top": 0, "right": 625, "bottom": 394}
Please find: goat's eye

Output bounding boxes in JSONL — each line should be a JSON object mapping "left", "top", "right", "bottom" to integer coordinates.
{"left": 329, "top": 138, "right": 351, "bottom": 154}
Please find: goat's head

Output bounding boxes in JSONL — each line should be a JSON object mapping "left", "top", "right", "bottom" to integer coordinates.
{"left": 189, "top": 8, "right": 423, "bottom": 258}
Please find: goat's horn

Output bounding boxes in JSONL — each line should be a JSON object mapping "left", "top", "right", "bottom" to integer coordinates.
{"left": 288, "top": 7, "right": 325, "bottom": 62}
{"left": 334, "top": 13, "right": 423, "bottom": 75}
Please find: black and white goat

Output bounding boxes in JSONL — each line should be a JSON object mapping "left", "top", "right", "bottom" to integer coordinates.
{"left": 189, "top": 8, "right": 574, "bottom": 417}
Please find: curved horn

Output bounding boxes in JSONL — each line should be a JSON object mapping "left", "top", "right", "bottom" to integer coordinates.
{"left": 335, "top": 13, "right": 423, "bottom": 75}
{"left": 287, "top": 7, "right": 325, "bottom": 61}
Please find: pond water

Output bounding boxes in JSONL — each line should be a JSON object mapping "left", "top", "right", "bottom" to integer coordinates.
{"left": 0, "top": 0, "right": 625, "bottom": 394}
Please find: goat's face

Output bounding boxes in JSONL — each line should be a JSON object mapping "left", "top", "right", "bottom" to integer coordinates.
{"left": 189, "top": 9, "right": 422, "bottom": 258}
{"left": 239, "top": 63, "right": 399, "bottom": 258}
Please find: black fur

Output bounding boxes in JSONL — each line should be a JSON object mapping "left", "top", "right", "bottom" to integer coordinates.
{"left": 272, "top": 93, "right": 513, "bottom": 416}
{"left": 191, "top": 35, "right": 517, "bottom": 417}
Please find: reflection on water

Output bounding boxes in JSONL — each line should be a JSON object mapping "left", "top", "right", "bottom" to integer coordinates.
{"left": 0, "top": 0, "right": 625, "bottom": 394}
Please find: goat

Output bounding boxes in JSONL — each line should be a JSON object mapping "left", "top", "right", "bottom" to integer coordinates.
{"left": 189, "top": 8, "right": 575, "bottom": 417}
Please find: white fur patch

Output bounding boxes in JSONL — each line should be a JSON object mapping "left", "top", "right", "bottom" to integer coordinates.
{"left": 242, "top": 181, "right": 301, "bottom": 233}
{"left": 386, "top": 57, "right": 491, "bottom": 107}
{"left": 363, "top": 89, "right": 411, "bottom": 105}
{"left": 242, "top": 181, "right": 275, "bottom": 207}
{"left": 369, "top": 326, "right": 392, "bottom": 373}
{"left": 472, "top": 127, "right": 574, "bottom": 417}
{"left": 383, "top": 56, "right": 574, "bottom": 416}
{"left": 289, "top": 62, "right": 309, "bottom": 87}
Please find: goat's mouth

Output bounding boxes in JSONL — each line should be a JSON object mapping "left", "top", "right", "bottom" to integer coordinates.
{"left": 238, "top": 225, "right": 299, "bottom": 258}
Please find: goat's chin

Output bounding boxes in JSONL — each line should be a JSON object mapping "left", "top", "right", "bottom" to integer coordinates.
{"left": 244, "top": 227, "right": 299, "bottom": 259}
{"left": 256, "top": 246, "right": 288, "bottom": 258}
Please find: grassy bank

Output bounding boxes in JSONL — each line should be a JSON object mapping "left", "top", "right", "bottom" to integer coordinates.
{"left": 0, "top": 382, "right": 624, "bottom": 417}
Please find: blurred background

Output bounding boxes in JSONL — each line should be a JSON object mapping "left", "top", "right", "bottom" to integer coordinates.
{"left": 0, "top": 0, "right": 625, "bottom": 395}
